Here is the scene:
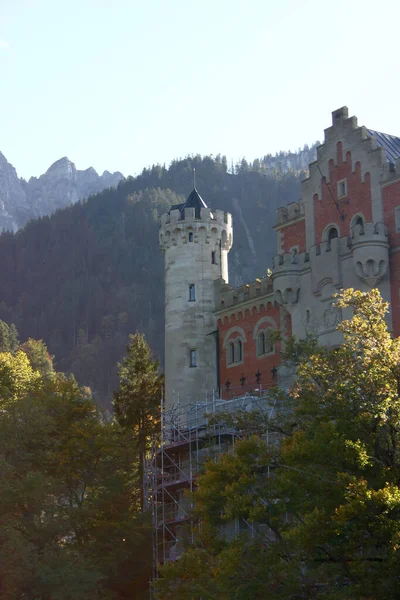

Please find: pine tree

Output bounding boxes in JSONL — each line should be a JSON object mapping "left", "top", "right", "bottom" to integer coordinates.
{"left": 113, "top": 332, "right": 162, "bottom": 510}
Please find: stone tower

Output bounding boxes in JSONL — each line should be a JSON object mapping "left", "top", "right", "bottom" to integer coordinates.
{"left": 159, "top": 188, "right": 232, "bottom": 414}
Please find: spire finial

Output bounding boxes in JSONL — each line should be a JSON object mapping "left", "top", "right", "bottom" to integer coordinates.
{"left": 193, "top": 167, "right": 196, "bottom": 189}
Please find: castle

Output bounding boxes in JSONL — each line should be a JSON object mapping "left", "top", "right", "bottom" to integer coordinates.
{"left": 159, "top": 106, "right": 400, "bottom": 414}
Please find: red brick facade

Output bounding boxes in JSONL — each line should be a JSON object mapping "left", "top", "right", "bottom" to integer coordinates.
{"left": 218, "top": 302, "right": 281, "bottom": 398}
{"left": 278, "top": 218, "right": 306, "bottom": 254}
{"left": 314, "top": 142, "right": 373, "bottom": 243}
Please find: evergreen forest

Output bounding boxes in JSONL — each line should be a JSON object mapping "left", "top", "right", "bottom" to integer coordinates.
{"left": 0, "top": 148, "right": 316, "bottom": 406}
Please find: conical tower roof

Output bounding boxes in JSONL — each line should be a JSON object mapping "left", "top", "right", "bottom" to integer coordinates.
{"left": 170, "top": 188, "right": 208, "bottom": 219}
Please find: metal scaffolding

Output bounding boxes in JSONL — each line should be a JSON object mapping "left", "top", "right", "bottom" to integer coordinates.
{"left": 144, "top": 387, "right": 275, "bottom": 585}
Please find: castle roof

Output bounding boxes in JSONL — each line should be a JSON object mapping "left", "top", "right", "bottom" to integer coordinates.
{"left": 368, "top": 129, "right": 400, "bottom": 164}
{"left": 170, "top": 188, "right": 209, "bottom": 219}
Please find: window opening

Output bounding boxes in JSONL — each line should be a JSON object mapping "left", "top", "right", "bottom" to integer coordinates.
{"left": 328, "top": 227, "right": 338, "bottom": 242}
{"left": 228, "top": 342, "right": 235, "bottom": 365}
{"left": 190, "top": 349, "right": 197, "bottom": 367}
{"left": 355, "top": 216, "right": 363, "bottom": 227}
{"left": 257, "top": 330, "right": 274, "bottom": 355}
{"left": 235, "top": 339, "right": 242, "bottom": 362}
{"left": 265, "top": 331, "right": 274, "bottom": 354}
{"left": 189, "top": 284, "right": 195, "bottom": 301}
{"left": 211, "top": 251, "right": 216, "bottom": 264}
{"left": 338, "top": 180, "right": 346, "bottom": 198}
{"left": 257, "top": 332, "right": 265, "bottom": 356}
{"left": 188, "top": 231, "right": 193, "bottom": 242}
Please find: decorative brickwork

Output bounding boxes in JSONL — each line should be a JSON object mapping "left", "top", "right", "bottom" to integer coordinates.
{"left": 218, "top": 303, "right": 281, "bottom": 397}
{"left": 313, "top": 144, "right": 372, "bottom": 244}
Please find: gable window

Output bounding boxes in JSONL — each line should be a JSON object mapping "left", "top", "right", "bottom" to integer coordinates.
{"left": 189, "top": 284, "right": 196, "bottom": 301}
{"left": 337, "top": 179, "right": 347, "bottom": 199}
{"left": 188, "top": 231, "right": 194, "bottom": 242}
{"left": 190, "top": 349, "right": 197, "bottom": 367}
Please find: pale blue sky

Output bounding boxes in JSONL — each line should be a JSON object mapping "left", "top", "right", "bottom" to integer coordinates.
{"left": 1, "top": 0, "right": 400, "bottom": 179}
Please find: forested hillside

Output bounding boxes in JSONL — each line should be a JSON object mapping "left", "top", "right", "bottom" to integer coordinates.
{"left": 0, "top": 147, "right": 317, "bottom": 406}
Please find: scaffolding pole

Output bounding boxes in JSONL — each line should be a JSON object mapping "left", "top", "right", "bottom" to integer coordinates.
{"left": 145, "top": 388, "right": 274, "bottom": 585}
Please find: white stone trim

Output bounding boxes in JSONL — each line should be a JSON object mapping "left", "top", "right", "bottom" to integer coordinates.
{"left": 252, "top": 316, "right": 277, "bottom": 340}
{"left": 322, "top": 222, "right": 341, "bottom": 242}
{"left": 350, "top": 212, "right": 366, "bottom": 233}
{"left": 223, "top": 326, "right": 246, "bottom": 368}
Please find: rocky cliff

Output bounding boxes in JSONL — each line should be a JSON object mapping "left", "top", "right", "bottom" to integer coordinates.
{"left": 0, "top": 152, "right": 124, "bottom": 230}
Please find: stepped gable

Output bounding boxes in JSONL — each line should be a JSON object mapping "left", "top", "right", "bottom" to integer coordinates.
{"left": 169, "top": 188, "right": 208, "bottom": 219}
{"left": 367, "top": 129, "right": 400, "bottom": 165}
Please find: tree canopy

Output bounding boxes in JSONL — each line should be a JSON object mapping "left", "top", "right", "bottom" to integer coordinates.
{"left": 0, "top": 328, "right": 153, "bottom": 599}
{"left": 156, "top": 288, "right": 400, "bottom": 599}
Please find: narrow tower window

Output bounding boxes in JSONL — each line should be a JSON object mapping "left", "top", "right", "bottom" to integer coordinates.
{"left": 188, "top": 231, "right": 193, "bottom": 242}
{"left": 190, "top": 349, "right": 197, "bottom": 367}
{"left": 189, "top": 284, "right": 195, "bottom": 301}
{"left": 211, "top": 251, "right": 216, "bottom": 264}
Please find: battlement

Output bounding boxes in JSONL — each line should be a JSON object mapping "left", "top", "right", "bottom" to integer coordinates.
{"left": 351, "top": 221, "right": 388, "bottom": 244}
{"left": 159, "top": 207, "right": 233, "bottom": 253}
{"left": 159, "top": 207, "right": 232, "bottom": 227}
{"left": 275, "top": 201, "right": 304, "bottom": 227}
{"left": 216, "top": 275, "right": 273, "bottom": 311}
{"left": 272, "top": 250, "right": 309, "bottom": 270}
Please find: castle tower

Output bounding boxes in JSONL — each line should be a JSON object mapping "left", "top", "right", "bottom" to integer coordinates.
{"left": 159, "top": 188, "right": 233, "bottom": 414}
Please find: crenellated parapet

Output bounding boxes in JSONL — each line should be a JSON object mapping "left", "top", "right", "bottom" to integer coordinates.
{"left": 272, "top": 250, "right": 309, "bottom": 309}
{"left": 159, "top": 207, "right": 232, "bottom": 252}
{"left": 275, "top": 201, "right": 304, "bottom": 227}
{"left": 351, "top": 221, "right": 389, "bottom": 287}
{"left": 216, "top": 275, "right": 273, "bottom": 313}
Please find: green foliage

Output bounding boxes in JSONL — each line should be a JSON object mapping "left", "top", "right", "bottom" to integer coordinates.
{"left": 0, "top": 349, "right": 40, "bottom": 405}
{"left": 0, "top": 319, "right": 19, "bottom": 352}
{"left": 156, "top": 289, "right": 400, "bottom": 599}
{"left": 0, "top": 356, "right": 151, "bottom": 598}
{"left": 113, "top": 332, "right": 162, "bottom": 509}
{"left": 19, "top": 337, "right": 55, "bottom": 378}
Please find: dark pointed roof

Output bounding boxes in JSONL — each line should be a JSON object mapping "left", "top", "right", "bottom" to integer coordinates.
{"left": 170, "top": 188, "right": 208, "bottom": 219}
{"left": 368, "top": 129, "right": 400, "bottom": 164}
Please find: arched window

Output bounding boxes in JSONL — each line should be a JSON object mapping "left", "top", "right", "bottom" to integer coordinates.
{"left": 228, "top": 342, "right": 235, "bottom": 365}
{"left": 257, "top": 332, "right": 265, "bottom": 356}
{"left": 224, "top": 326, "right": 246, "bottom": 368}
{"left": 257, "top": 330, "right": 274, "bottom": 355}
{"left": 328, "top": 227, "right": 338, "bottom": 242}
{"left": 355, "top": 216, "right": 363, "bottom": 227}
{"left": 235, "top": 339, "right": 242, "bottom": 362}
